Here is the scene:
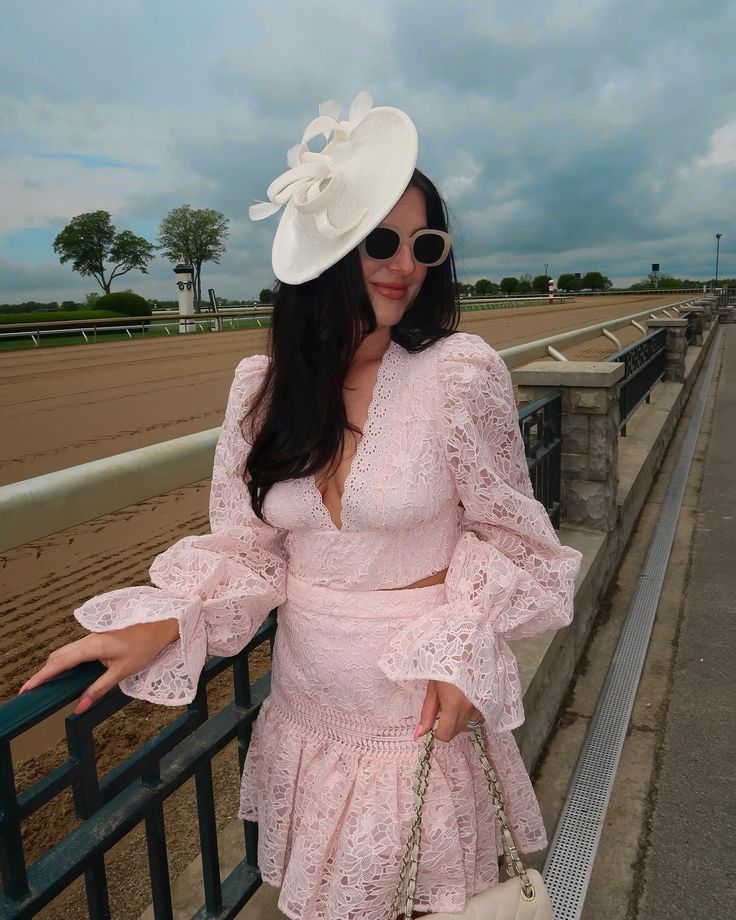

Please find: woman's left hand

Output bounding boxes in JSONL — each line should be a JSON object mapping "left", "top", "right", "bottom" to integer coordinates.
{"left": 414, "top": 679, "right": 482, "bottom": 743}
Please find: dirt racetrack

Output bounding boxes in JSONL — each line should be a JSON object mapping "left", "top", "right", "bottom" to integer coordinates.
{"left": 0, "top": 292, "right": 688, "bottom": 918}
{"left": 0, "top": 294, "right": 681, "bottom": 485}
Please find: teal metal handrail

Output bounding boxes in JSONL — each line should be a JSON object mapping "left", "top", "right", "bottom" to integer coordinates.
{"left": 0, "top": 616, "right": 276, "bottom": 920}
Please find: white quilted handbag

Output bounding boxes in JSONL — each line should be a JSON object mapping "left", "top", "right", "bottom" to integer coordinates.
{"left": 388, "top": 718, "right": 554, "bottom": 920}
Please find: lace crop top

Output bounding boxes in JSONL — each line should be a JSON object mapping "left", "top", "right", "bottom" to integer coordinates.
{"left": 74, "top": 332, "right": 583, "bottom": 733}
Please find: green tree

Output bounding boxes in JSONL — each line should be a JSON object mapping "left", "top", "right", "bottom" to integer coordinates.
{"left": 500, "top": 276, "right": 519, "bottom": 294}
{"left": 532, "top": 274, "right": 549, "bottom": 294}
{"left": 259, "top": 287, "right": 273, "bottom": 304}
{"left": 517, "top": 279, "right": 532, "bottom": 294}
{"left": 474, "top": 278, "right": 494, "bottom": 296}
{"left": 557, "top": 273, "right": 580, "bottom": 292}
{"left": 52, "top": 211, "right": 155, "bottom": 294}
{"left": 582, "top": 271, "right": 611, "bottom": 291}
{"left": 158, "top": 205, "right": 230, "bottom": 311}
{"left": 453, "top": 281, "right": 473, "bottom": 298}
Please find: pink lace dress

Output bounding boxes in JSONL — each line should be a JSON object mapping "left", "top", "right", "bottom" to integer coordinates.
{"left": 74, "top": 332, "right": 582, "bottom": 920}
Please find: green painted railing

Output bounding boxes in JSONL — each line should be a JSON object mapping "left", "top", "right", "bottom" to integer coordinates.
{"left": 0, "top": 616, "right": 276, "bottom": 920}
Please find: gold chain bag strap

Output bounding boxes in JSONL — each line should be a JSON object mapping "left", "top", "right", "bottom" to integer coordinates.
{"left": 388, "top": 716, "right": 554, "bottom": 920}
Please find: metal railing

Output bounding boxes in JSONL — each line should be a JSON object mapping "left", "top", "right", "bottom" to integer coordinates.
{"left": 0, "top": 617, "right": 277, "bottom": 920}
{"left": 518, "top": 391, "right": 563, "bottom": 528}
{"left": 0, "top": 311, "right": 274, "bottom": 346}
{"left": 458, "top": 297, "right": 571, "bottom": 310}
{"left": 606, "top": 329, "right": 667, "bottom": 435}
{"left": 683, "top": 310, "right": 697, "bottom": 345}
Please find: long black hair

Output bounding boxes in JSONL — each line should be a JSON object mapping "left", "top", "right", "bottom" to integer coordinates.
{"left": 244, "top": 168, "right": 459, "bottom": 519}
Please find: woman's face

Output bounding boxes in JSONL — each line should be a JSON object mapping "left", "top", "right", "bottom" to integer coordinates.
{"left": 359, "top": 186, "right": 428, "bottom": 328}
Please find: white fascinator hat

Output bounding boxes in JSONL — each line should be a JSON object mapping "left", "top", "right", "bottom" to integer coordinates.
{"left": 249, "top": 91, "right": 419, "bottom": 284}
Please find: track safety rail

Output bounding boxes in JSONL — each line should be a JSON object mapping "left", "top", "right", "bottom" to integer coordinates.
{"left": 0, "top": 312, "right": 274, "bottom": 346}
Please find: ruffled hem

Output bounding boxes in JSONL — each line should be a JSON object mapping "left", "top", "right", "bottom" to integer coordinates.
{"left": 238, "top": 688, "right": 546, "bottom": 920}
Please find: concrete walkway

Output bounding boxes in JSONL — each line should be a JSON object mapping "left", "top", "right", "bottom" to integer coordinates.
{"left": 636, "top": 322, "right": 736, "bottom": 919}
{"left": 529, "top": 321, "right": 734, "bottom": 919}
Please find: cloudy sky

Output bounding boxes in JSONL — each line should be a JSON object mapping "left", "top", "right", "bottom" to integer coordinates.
{"left": 1, "top": 0, "right": 734, "bottom": 303}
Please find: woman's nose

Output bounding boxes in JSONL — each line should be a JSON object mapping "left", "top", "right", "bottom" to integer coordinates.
{"left": 388, "top": 242, "right": 415, "bottom": 274}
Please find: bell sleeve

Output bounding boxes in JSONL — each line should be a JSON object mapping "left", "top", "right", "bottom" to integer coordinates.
{"left": 73, "top": 354, "right": 287, "bottom": 706}
{"left": 377, "top": 334, "right": 583, "bottom": 732}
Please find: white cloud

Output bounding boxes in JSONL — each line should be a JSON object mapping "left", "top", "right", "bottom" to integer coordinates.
{"left": 2, "top": 0, "right": 736, "bottom": 300}
{"left": 697, "top": 121, "right": 736, "bottom": 168}
{"left": 0, "top": 154, "right": 164, "bottom": 234}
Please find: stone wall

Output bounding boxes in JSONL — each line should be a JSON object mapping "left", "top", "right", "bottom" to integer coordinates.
{"left": 508, "top": 315, "right": 721, "bottom": 769}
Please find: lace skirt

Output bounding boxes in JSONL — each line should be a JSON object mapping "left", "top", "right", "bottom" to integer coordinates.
{"left": 238, "top": 573, "right": 546, "bottom": 920}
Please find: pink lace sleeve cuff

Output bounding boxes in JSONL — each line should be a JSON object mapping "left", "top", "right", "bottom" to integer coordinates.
{"left": 377, "top": 602, "right": 523, "bottom": 732}
{"left": 377, "top": 532, "right": 524, "bottom": 731}
{"left": 377, "top": 529, "right": 580, "bottom": 732}
{"left": 74, "top": 587, "right": 207, "bottom": 705}
{"left": 73, "top": 530, "right": 286, "bottom": 705}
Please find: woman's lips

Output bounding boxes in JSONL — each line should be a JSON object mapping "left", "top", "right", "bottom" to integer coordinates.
{"left": 372, "top": 282, "right": 409, "bottom": 301}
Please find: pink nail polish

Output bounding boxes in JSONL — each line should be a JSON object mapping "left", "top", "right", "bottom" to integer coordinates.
{"left": 413, "top": 724, "right": 422, "bottom": 741}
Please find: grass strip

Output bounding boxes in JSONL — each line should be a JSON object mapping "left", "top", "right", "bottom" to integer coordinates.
{"left": 0, "top": 316, "right": 273, "bottom": 351}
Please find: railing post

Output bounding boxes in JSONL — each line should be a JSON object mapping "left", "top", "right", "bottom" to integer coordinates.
{"left": 0, "top": 743, "right": 28, "bottom": 903}
{"left": 512, "top": 361, "right": 624, "bottom": 531}
{"left": 644, "top": 318, "right": 688, "bottom": 382}
{"left": 698, "top": 301, "right": 714, "bottom": 329}
{"left": 683, "top": 310, "right": 704, "bottom": 345}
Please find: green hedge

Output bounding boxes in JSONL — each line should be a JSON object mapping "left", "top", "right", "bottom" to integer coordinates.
{"left": 94, "top": 291, "right": 152, "bottom": 316}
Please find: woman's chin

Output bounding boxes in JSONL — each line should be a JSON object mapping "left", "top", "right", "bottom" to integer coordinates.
{"left": 370, "top": 300, "right": 409, "bottom": 328}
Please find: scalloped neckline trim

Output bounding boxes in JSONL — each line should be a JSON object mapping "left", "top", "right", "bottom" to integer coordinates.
{"left": 310, "top": 340, "right": 403, "bottom": 532}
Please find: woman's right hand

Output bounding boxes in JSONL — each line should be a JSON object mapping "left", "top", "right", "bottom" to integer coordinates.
{"left": 18, "top": 618, "right": 180, "bottom": 714}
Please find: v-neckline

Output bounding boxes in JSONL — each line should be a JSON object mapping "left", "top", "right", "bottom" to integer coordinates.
{"left": 310, "top": 340, "right": 398, "bottom": 532}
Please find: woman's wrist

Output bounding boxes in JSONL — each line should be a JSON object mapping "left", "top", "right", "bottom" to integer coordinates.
{"left": 155, "top": 617, "right": 180, "bottom": 649}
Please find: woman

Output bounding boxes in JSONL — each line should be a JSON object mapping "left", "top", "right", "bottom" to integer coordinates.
{"left": 20, "top": 94, "right": 582, "bottom": 920}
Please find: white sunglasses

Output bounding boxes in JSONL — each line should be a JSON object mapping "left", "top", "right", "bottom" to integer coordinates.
{"left": 359, "top": 224, "right": 452, "bottom": 267}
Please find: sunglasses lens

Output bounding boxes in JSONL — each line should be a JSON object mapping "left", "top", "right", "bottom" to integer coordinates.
{"left": 413, "top": 232, "right": 446, "bottom": 265}
{"left": 364, "top": 227, "right": 401, "bottom": 260}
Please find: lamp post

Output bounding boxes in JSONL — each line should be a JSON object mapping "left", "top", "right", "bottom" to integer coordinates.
{"left": 715, "top": 233, "right": 722, "bottom": 288}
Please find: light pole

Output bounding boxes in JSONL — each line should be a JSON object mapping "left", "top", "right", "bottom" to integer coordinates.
{"left": 715, "top": 233, "right": 722, "bottom": 287}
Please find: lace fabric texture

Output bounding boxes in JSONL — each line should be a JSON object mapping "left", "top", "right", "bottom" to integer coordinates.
{"left": 73, "top": 332, "right": 583, "bottom": 920}
{"left": 239, "top": 574, "right": 548, "bottom": 920}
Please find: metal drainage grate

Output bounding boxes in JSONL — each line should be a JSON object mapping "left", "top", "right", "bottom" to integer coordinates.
{"left": 542, "top": 329, "right": 723, "bottom": 919}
